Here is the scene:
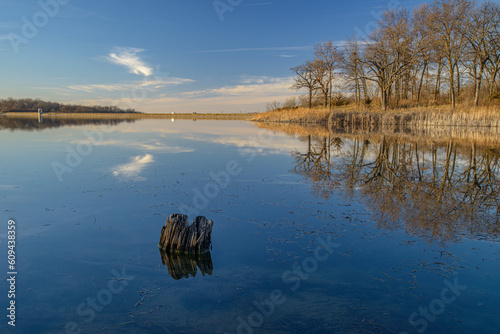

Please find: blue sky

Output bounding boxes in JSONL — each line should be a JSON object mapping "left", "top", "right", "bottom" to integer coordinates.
{"left": 0, "top": 0, "right": 429, "bottom": 113}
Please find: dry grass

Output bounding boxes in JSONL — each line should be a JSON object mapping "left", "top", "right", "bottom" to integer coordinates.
{"left": 252, "top": 105, "right": 500, "bottom": 128}
{"left": 329, "top": 109, "right": 500, "bottom": 131}
{"left": 255, "top": 122, "right": 331, "bottom": 137}
{"left": 251, "top": 107, "right": 333, "bottom": 123}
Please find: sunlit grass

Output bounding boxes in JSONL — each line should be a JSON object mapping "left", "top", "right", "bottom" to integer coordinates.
{"left": 252, "top": 105, "right": 500, "bottom": 129}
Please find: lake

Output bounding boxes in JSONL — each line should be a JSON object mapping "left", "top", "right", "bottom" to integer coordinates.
{"left": 1, "top": 116, "right": 499, "bottom": 334}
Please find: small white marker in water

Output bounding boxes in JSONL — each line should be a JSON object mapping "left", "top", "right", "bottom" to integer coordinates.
{"left": 37, "top": 108, "right": 43, "bottom": 123}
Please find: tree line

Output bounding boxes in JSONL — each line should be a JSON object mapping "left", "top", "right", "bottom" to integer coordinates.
{"left": 288, "top": 0, "right": 500, "bottom": 111}
{"left": 0, "top": 98, "right": 139, "bottom": 114}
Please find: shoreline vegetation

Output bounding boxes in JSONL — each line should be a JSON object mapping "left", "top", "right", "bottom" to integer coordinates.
{"left": 280, "top": 0, "right": 500, "bottom": 112}
{"left": 252, "top": 105, "right": 500, "bottom": 127}
{"left": 3, "top": 106, "right": 500, "bottom": 146}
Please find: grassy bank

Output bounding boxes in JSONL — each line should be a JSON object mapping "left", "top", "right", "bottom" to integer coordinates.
{"left": 252, "top": 105, "right": 500, "bottom": 128}
{"left": 252, "top": 107, "right": 333, "bottom": 123}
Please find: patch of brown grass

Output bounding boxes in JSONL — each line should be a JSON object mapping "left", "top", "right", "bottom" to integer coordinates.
{"left": 251, "top": 107, "right": 333, "bottom": 123}
{"left": 252, "top": 105, "right": 500, "bottom": 128}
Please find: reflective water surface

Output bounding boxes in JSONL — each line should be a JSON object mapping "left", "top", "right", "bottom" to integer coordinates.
{"left": 1, "top": 117, "right": 499, "bottom": 334}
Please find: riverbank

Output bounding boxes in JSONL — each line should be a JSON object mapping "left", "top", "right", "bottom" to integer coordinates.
{"left": 251, "top": 105, "right": 500, "bottom": 130}
{"left": 1, "top": 112, "right": 255, "bottom": 120}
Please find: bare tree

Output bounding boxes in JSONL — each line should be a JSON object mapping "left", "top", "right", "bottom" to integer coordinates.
{"left": 363, "top": 8, "right": 420, "bottom": 110}
{"left": 485, "top": 2, "right": 500, "bottom": 96}
{"left": 461, "top": 2, "right": 499, "bottom": 106}
{"left": 313, "top": 41, "right": 344, "bottom": 110}
{"left": 291, "top": 61, "right": 317, "bottom": 108}
{"left": 426, "top": 0, "right": 472, "bottom": 109}
{"left": 342, "top": 37, "right": 370, "bottom": 105}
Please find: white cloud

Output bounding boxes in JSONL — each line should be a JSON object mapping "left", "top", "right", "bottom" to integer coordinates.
{"left": 76, "top": 138, "right": 193, "bottom": 153}
{"left": 49, "top": 75, "right": 298, "bottom": 114}
{"left": 198, "top": 46, "right": 312, "bottom": 53}
{"left": 182, "top": 76, "right": 294, "bottom": 98}
{"left": 106, "top": 47, "right": 153, "bottom": 76}
{"left": 112, "top": 154, "right": 154, "bottom": 181}
{"left": 67, "top": 76, "right": 194, "bottom": 94}
{"left": 65, "top": 75, "right": 298, "bottom": 113}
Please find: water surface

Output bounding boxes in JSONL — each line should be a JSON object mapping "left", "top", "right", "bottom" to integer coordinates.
{"left": 1, "top": 117, "right": 499, "bottom": 334}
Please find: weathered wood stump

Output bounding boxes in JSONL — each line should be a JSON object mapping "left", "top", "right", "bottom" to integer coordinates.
{"left": 158, "top": 214, "right": 213, "bottom": 254}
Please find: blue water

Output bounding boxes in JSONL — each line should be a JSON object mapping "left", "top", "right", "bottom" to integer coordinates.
{"left": 0, "top": 118, "right": 499, "bottom": 333}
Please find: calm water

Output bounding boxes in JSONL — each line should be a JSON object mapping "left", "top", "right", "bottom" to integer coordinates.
{"left": 1, "top": 117, "right": 499, "bottom": 334}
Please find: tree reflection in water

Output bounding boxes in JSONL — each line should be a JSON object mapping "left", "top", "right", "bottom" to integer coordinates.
{"left": 292, "top": 133, "right": 500, "bottom": 244}
{"left": 0, "top": 116, "right": 135, "bottom": 131}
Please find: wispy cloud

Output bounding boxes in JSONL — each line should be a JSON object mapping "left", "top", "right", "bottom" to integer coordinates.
{"left": 112, "top": 154, "right": 154, "bottom": 181}
{"left": 72, "top": 138, "right": 193, "bottom": 153}
{"left": 199, "top": 42, "right": 352, "bottom": 54}
{"left": 198, "top": 46, "right": 312, "bottom": 53}
{"left": 106, "top": 47, "right": 153, "bottom": 76}
{"left": 67, "top": 76, "right": 194, "bottom": 93}
{"left": 182, "top": 76, "right": 294, "bottom": 97}
{"left": 241, "top": 2, "right": 273, "bottom": 6}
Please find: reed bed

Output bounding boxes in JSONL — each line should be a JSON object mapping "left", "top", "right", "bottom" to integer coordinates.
{"left": 252, "top": 105, "right": 500, "bottom": 128}
{"left": 251, "top": 107, "right": 332, "bottom": 123}
{"left": 329, "top": 109, "right": 500, "bottom": 131}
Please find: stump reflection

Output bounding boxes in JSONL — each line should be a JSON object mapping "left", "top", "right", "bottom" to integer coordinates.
{"left": 159, "top": 249, "right": 213, "bottom": 280}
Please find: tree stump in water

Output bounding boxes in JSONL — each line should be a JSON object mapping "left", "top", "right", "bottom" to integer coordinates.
{"left": 159, "top": 214, "right": 213, "bottom": 254}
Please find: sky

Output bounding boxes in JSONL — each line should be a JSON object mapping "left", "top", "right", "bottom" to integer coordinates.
{"left": 0, "top": 0, "right": 431, "bottom": 113}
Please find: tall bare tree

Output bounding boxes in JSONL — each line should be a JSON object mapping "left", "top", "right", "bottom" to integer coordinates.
{"left": 313, "top": 41, "right": 344, "bottom": 110}
{"left": 426, "top": 0, "right": 472, "bottom": 109}
{"left": 485, "top": 2, "right": 500, "bottom": 96}
{"left": 363, "top": 8, "right": 420, "bottom": 110}
{"left": 462, "top": 1, "right": 499, "bottom": 106}
{"left": 291, "top": 61, "right": 318, "bottom": 108}
{"left": 342, "top": 37, "right": 370, "bottom": 105}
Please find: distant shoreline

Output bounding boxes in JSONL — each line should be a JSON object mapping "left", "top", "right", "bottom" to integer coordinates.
{"left": 1, "top": 112, "right": 255, "bottom": 120}
{"left": 4, "top": 107, "right": 500, "bottom": 130}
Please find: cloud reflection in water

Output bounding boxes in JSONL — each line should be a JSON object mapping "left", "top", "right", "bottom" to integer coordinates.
{"left": 112, "top": 154, "right": 155, "bottom": 181}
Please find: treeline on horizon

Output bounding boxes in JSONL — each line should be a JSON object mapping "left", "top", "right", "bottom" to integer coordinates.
{"left": 0, "top": 98, "right": 140, "bottom": 114}
{"left": 280, "top": 0, "right": 500, "bottom": 112}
